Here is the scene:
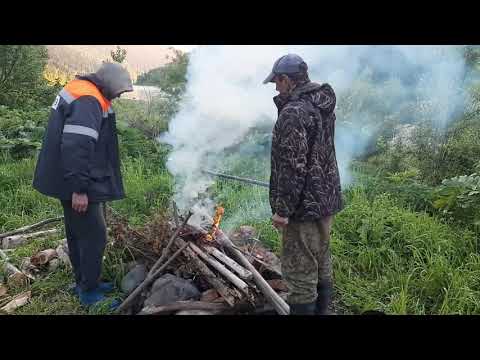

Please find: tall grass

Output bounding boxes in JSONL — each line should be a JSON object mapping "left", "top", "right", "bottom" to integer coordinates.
{"left": 328, "top": 188, "right": 479, "bottom": 314}
{"left": 2, "top": 112, "right": 480, "bottom": 314}
{"left": 210, "top": 160, "right": 480, "bottom": 314}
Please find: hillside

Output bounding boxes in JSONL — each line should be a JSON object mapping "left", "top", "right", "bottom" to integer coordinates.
{"left": 46, "top": 45, "right": 181, "bottom": 82}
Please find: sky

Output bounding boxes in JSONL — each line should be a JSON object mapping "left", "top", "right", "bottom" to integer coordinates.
{"left": 169, "top": 45, "right": 199, "bottom": 53}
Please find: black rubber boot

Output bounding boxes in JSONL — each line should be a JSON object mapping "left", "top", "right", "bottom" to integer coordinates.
{"left": 315, "top": 280, "right": 333, "bottom": 315}
{"left": 289, "top": 302, "right": 317, "bottom": 315}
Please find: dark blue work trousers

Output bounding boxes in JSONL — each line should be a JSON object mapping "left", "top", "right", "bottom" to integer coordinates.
{"left": 61, "top": 201, "right": 107, "bottom": 291}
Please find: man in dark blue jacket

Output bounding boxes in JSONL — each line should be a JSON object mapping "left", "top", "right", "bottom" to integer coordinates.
{"left": 33, "top": 62, "right": 133, "bottom": 306}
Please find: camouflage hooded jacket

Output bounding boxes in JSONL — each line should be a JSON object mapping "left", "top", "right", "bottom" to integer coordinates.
{"left": 269, "top": 81, "right": 343, "bottom": 221}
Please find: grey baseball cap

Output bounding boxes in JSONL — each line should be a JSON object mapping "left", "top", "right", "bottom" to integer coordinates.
{"left": 263, "top": 54, "right": 307, "bottom": 84}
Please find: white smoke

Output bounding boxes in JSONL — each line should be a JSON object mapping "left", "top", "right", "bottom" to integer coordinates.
{"left": 160, "top": 45, "right": 468, "bottom": 211}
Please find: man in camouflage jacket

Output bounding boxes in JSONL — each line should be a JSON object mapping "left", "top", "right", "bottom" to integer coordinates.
{"left": 263, "top": 54, "right": 343, "bottom": 315}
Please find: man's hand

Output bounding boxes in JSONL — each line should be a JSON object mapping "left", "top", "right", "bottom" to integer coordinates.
{"left": 272, "top": 213, "right": 289, "bottom": 230}
{"left": 72, "top": 193, "right": 88, "bottom": 214}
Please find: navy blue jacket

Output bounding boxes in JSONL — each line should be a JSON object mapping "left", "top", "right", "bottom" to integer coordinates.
{"left": 33, "top": 76, "right": 125, "bottom": 202}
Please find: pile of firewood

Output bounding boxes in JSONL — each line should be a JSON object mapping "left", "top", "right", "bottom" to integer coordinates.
{"left": 0, "top": 217, "right": 69, "bottom": 313}
{"left": 0, "top": 217, "right": 67, "bottom": 286}
{"left": 0, "top": 205, "right": 290, "bottom": 315}
{"left": 111, "top": 204, "right": 290, "bottom": 315}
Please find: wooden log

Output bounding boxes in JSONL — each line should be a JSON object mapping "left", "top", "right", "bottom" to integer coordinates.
{"left": 2, "top": 229, "right": 60, "bottom": 249}
{"left": 0, "top": 283, "right": 7, "bottom": 297}
{"left": 0, "top": 217, "right": 63, "bottom": 239}
{"left": 115, "top": 240, "right": 190, "bottom": 314}
{"left": 172, "top": 202, "right": 180, "bottom": 227}
{"left": 175, "top": 238, "right": 236, "bottom": 307}
{"left": 202, "top": 245, "right": 253, "bottom": 280}
{"left": 217, "top": 231, "right": 290, "bottom": 315}
{"left": 148, "top": 212, "right": 192, "bottom": 276}
{"left": 139, "top": 300, "right": 230, "bottom": 315}
{"left": 0, "top": 249, "right": 34, "bottom": 285}
{"left": 0, "top": 291, "right": 31, "bottom": 314}
{"left": 30, "top": 249, "right": 58, "bottom": 266}
{"left": 189, "top": 242, "right": 249, "bottom": 296}
{"left": 252, "top": 257, "right": 283, "bottom": 278}
{"left": 200, "top": 289, "right": 220, "bottom": 302}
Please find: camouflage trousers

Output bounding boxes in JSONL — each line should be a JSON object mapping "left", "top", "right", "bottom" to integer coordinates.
{"left": 281, "top": 216, "right": 333, "bottom": 304}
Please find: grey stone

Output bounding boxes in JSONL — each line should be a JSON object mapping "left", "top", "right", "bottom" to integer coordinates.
{"left": 121, "top": 264, "right": 147, "bottom": 295}
{"left": 55, "top": 244, "right": 71, "bottom": 268}
{"left": 144, "top": 274, "right": 200, "bottom": 308}
{"left": 126, "top": 260, "right": 141, "bottom": 272}
{"left": 48, "top": 259, "right": 60, "bottom": 272}
{"left": 20, "top": 257, "right": 35, "bottom": 272}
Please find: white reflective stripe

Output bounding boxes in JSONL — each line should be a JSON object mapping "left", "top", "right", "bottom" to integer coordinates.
{"left": 108, "top": 106, "right": 114, "bottom": 114}
{"left": 102, "top": 111, "right": 108, "bottom": 118}
{"left": 59, "top": 89, "right": 75, "bottom": 104}
{"left": 63, "top": 125, "right": 99, "bottom": 140}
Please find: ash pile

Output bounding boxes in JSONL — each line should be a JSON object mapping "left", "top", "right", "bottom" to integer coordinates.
{"left": 111, "top": 204, "right": 290, "bottom": 315}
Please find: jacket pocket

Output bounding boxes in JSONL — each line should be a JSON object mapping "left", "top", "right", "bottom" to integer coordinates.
{"left": 89, "top": 166, "right": 113, "bottom": 181}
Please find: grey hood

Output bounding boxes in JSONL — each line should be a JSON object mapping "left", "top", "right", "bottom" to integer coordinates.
{"left": 292, "top": 82, "right": 336, "bottom": 114}
{"left": 274, "top": 81, "right": 336, "bottom": 114}
{"left": 79, "top": 62, "right": 133, "bottom": 101}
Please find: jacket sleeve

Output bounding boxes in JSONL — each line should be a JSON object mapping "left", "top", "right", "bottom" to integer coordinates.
{"left": 273, "top": 107, "right": 309, "bottom": 218}
{"left": 60, "top": 96, "right": 103, "bottom": 194}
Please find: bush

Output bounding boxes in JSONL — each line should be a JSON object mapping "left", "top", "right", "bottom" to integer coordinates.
{"left": 432, "top": 173, "right": 480, "bottom": 229}
{"left": 409, "top": 119, "right": 480, "bottom": 185}
{"left": 0, "top": 105, "right": 50, "bottom": 158}
{"left": 114, "top": 97, "right": 173, "bottom": 139}
{"left": 353, "top": 170, "right": 435, "bottom": 214}
{"left": 136, "top": 49, "right": 189, "bottom": 98}
{"left": 0, "top": 45, "right": 56, "bottom": 108}
{"left": 116, "top": 123, "right": 169, "bottom": 169}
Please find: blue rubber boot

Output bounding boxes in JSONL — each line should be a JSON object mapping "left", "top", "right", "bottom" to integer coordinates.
{"left": 69, "top": 282, "right": 114, "bottom": 296}
{"left": 68, "top": 283, "right": 80, "bottom": 295}
{"left": 98, "top": 282, "right": 114, "bottom": 293}
{"left": 79, "top": 288, "right": 107, "bottom": 306}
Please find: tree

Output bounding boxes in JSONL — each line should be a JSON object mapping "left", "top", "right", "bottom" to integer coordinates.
{"left": 136, "top": 49, "right": 189, "bottom": 97}
{"left": 111, "top": 46, "right": 127, "bottom": 64}
{"left": 0, "top": 45, "right": 49, "bottom": 107}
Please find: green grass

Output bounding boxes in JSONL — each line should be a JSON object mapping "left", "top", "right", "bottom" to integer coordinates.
{"left": 330, "top": 189, "right": 480, "bottom": 314}
{"left": 210, "top": 162, "right": 480, "bottom": 315}
{"left": 0, "top": 143, "right": 173, "bottom": 314}
{"left": 0, "top": 156, "right": 62, "bottom": 232}
{"left": 3, "top": 119, "right": 480, "bottom": 315}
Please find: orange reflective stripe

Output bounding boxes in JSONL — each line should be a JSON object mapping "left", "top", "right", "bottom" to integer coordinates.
{"left": 63, "top": 80, "right": 111, "bottom": 112}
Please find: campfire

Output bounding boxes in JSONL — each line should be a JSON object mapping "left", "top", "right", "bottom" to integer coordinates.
{"left": 110, "top": 203, "right": 289, "bottom": 315}
{"left": 203, "top": 205, "right": 225, "bottom": 242}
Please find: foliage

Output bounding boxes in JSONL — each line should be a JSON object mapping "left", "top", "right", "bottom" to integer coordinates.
{"left": 432, "top": 174, "right": 480, "bottom": 228}
{"left": 110, "top": 46, "right": 127, "bottom": 64}
{"left": 43, "top": 64, "right": 73, "bottom": 86}
{"left": 0, "top": 45, "right": 57, "bottom": 108}
{"left": 332, "top": 188, "right": 480, "bottom": 314}
{"left": 136, "top": 49, "right": 189, "bottom": 98}
{"left": 0, "top": 105, "right": 49, "bottom": 158}
{"left": 408, "top": 120, "right": 480, "bottom": 185}
{"left": 463, "top": 45, "right": 480, "bottom": 72}
{"left": 114, "top": 98, "right": 171, "bottom": 139}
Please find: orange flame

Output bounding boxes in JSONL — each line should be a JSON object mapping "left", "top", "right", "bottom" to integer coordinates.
{"left": 205, "top": 205, "right": 225, "bottom": 242}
